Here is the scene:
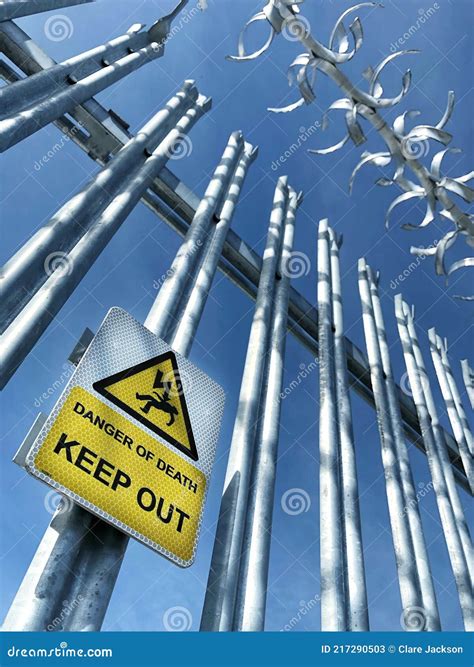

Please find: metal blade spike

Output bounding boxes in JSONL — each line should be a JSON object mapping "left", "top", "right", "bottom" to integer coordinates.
{"left": 349, "top": 152, "right": 391, "bottom": 194}
{"left": 227, "top": 12, "right": 275, "bottom": 62}
{"left": 436, "top": 91, "right": 455, "bottom": 130}
{"left": 385, "top": 191, "right": 424, "bottom": 229}
{"left": 435, "top": 230, "right": 459, "bottom": 276}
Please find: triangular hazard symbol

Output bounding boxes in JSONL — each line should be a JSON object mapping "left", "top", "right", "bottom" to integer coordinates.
{"left": 93, "top": 352, "right": 198, "bottom": 461}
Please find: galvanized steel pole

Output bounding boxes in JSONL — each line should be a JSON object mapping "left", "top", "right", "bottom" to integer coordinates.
{"left": 395, "top": 295, "right": 474, "bottom": 630}
{"left": 145, "top": 130, "right": 245, "bottom": 339}
{"left": 233, "top": 187, "right": 301, "bottom": 631}
{"left": 0, "top": 45, "right": 159, "bottom": 151}
{"left": 358, "top": 261, "right": 423, "bottom": 626}
{"left": 0, "top": 80, "right": 199, "bottom": 331}
{"left": 428, "top": 330, "right": 474, "bottom": 491}
{"left": 200, "top": 177, "right": 289, "bottom": 631}
{"left": 0, "top": 94, "right": 211, "bottom": 388}
{"left": 329, "top": 229, "right": 368, "bottom": 632}
{"left": 366, "top": 267, "right": 440, "bottom": 632}
{"left": 171, "top": 142, "right": 259, "bottom": 357}
{"left": 461, "top": 359, "right": 474, "bottom": 411}
{"left": 398, "top": 301, "right": 474, "bottom": 583}
{"left": 0, "top": 0, "right": 93, "bottom": 21}
{"left": 1, "top": 498, "right": 98, "bottom": 631}
{"left": 0, "top": 25, "right": 147, "bottom": 115}
{"left": 0, "top": 7, "right": 187, "bottom": 151}
{"left": 3, "top": 125, "right": 256, "bottom": 632}
{"left": 318, "top": 219, "right": 347, "bottom": 631}
{"left": 437, "top": 337, "right": 474, "bottom": 457}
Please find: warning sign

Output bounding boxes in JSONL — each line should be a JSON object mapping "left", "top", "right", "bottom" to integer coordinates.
{"left": 35, "top": 386, "right": 205, "bottom": 562}
{"left": 93, "top": 352, "right": 198, "bottom": 461}
{"left": 25, "top": 307, "right": 225, "bottom": 567}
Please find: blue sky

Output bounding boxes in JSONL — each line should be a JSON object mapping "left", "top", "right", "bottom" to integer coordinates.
{"left": 0, "top": 0, "right": 472, "bottom": 632}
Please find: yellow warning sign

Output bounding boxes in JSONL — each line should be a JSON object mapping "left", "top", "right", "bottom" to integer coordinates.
{"left": 33, "top": 386, "right": 206, "bottom": 563}
{"left": 93, "top": 352, "right": 198, "bottom": 461}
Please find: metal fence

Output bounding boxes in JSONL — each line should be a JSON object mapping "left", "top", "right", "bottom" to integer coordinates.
{"left": 0, "top": 0, "right": 472, "bottom": 633}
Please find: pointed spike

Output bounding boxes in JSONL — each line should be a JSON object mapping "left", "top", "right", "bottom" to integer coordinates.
{"left": 435, "top": 229, "right": 458, "bottom": 276}
{"left": 268, "top": 97, "right": 306, "bottom": 114}
{"left": 436, "top": 90, "right": 455, "bottom": 130}
{"left": 349, "top": 152, "right": 391, "bottom": 194}
{"left": 362, "top": 65, "right": 374, "bottom": 81}
{"left": 385, "top": 191, "right": 424, "bottom": 229}
{"left": 227, "top": 12, "right": 275, "bottom": 61}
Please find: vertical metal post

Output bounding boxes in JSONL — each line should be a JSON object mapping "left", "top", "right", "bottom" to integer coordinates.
{"left": 0, "top": 95, "right": 210, "bottom": 388}
{"left": 145, "top": 130, "right": 245, "bottom": 339}
{"left": 1, "top": 48, "right": 158, "bottom": 150}
{"left": 0, "top": 80, "right": 199, "bottom": 331}
{"left": 461, "top": 359, "right": 474, "bottom": 410}
{"left": 200, "top": 177, "right": 289, "bottom": 632}
{"left": 171, "top": 143, "right": 258, "bottom": 357}
{"left": 395, "top": 295, "right": 474, "bottom": 630}
{"left": 365, "top": 266, "right": 440, "bottom": 631}
{"left": 428, "top": 330, "right": 474, "bottom": 490}
{"left": 2, "top": 128, "right": 255, "bottom": 632}
{"left": 399, "top": 302, "right": 474, "bottom": 583}
{"left": 0, "top": 1, "right": 93, "bottom": 22}
{"left": 0, "top": 2, "right": 190, "bottom": 120}
{"left": 0, "top": 24, "right": 145, "bottom": 110}
{"left": 318, "top": 219, "right": 347, "bottom": 631}
{"left": 358, "top": 261, "right": 423, "bottom": 626}
{"left": 0, "top": 5, "right": 188, "bottom": 151}
{"left": 233, "top": 188, "right": 301, "bottom": 631}
{"left": 1, "top": 499, "right": 96, "bottom": 632}
{"left": 56, "top": 520, "right": 131, "bottom": 632}
{"left": 329, "top": 230, "right": 369, "bottom": 632}
{"left": 437, "top": 338, "right": 474, "bottom": 457}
